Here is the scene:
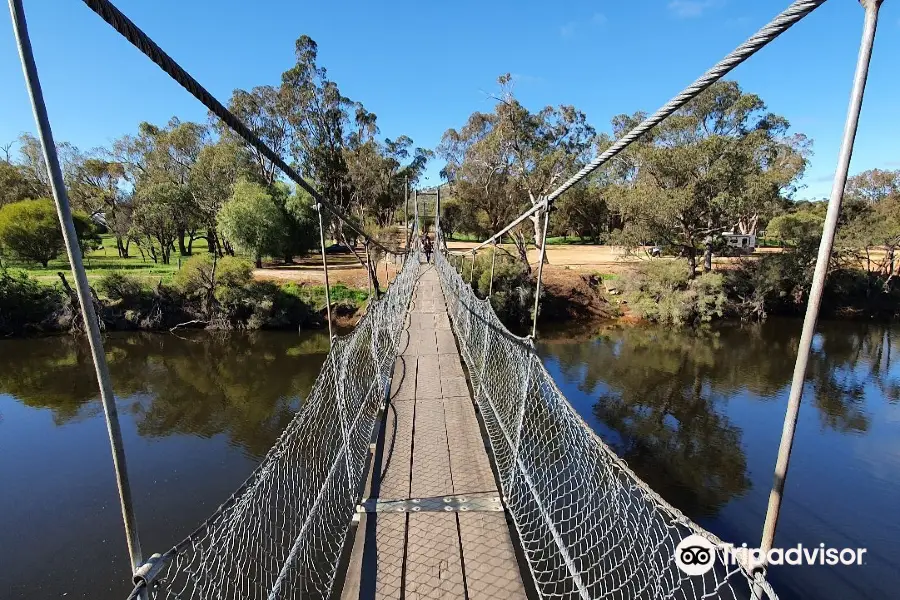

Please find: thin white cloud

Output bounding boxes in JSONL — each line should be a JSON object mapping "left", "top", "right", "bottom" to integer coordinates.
{"left": 559, "top": 12, "right": 608, "bottom": 38}
{"left": 668, "top": 0, "right": 724, "bottom": 19}
{"left": 559, "top": 22, "right": 577, "bottom": 38}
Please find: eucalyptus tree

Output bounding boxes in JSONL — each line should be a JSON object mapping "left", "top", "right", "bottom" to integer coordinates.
{"left": 440, "top": 74, "right": 594, "bottom": 268}
{"left": 606, "top": 80, "right": 809, "bottom": 274}
{"left": 115, "top": 119, "right": 210, "bottom": 256}
{"left": 845, "top": 168, "right": 900, "bottom": 205}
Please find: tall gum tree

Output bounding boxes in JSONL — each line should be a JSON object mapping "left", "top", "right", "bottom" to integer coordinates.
{"left": 606, "top": 80, "right": 810, "bottom": 274}
{"left": 440, "top": 74, "right": 594, "bottom": 270}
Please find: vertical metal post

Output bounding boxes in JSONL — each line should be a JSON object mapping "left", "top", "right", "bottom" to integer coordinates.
{"left": 8, "top": 0, "right": 144, "bottom": 576}
{"left": 435, "top": 186, "right": 441, "bottom": 246}
{"left": 315, "top": 204, "right": 333, "bottom": 342}
{"left": 488, "top": 241, "right": 497, "bottom": 298}
{"left": 404, "top": 177, "right": 409, "bottom": 250}
{"left": 759, "top": 0, "right": 882, "bottom": 562}
{"left": 365, "top": 242, "right": 373, "bottom": 300}
{"left": 413, "top": 189, "right": 419, "bottom": 240}
{"left": 469, "top": 251, "right": 476, "bottom": 285}
{"left": 531, "top": 200, "right": 551, "bottom": 338}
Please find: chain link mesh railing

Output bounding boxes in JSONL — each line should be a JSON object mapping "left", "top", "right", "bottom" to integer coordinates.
{"left": 131, "top": 248, "right": 420, "bottom": 600}
{"left": 434, "top": 249, "right": 779, "bottom": 600}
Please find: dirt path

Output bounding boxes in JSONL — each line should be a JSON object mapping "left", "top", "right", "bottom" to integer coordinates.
{"left": 253, "top": 251, "right": 401, "bottom": 288}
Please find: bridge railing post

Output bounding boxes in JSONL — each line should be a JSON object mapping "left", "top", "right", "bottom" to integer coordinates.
{"left": 758, "top": 0, "right": 883, "bottom": 574}
{"left": 531, "top": 199, "right": 551, "bottom": 338}
{"left": 469, "top": 251, "right": 476, "bottom": 285}
{"left": 488, "top": 240, "right": 497, "bottom": 298}
{"left": 8, "top": 0, "right": 146, "bottom": 583}
{"left": 364, "top": 241, "right": 373, "bottom": 300}
{"left": 315, "top": 203, "right": 333, "bottom": 343}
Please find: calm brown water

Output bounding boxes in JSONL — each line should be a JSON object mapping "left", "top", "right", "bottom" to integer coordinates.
{"left": 2, "top": 322, "right": 898, "bottom": 600}
{"left": 536, "top": 319, "right": 900, "bottom": 600}
{"left": 0, "top": 331, "right": 329, "bottom": 600}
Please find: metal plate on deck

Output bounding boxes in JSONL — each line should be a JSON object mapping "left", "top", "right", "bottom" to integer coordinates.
{"left": 357, "top": 496, "right": 503, "bottom": 513}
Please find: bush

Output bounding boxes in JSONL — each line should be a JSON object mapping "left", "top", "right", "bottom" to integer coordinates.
{"left": 96, "top": 272, "right": 147, "bottom": 304}
{"left": 464, "top": 250, "right": 535, "bottom": 325}
{"left": 622, "top": 261, "right": 726, "bottom": 326}
{"left": 0, "top": 198, "right": 98, "bottom": 266}
{"left": 0, "top": 268, "right": 63, "bottom": 335}
{"left": 174, "top": 254, "right": 252, "bottom": 299}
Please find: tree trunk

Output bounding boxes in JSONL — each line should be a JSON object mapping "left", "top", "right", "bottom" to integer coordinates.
{"left": 255, "top": 254, "right": 262, "bottom": 269}
{"left": 207, "top": 229, "right": 218, "bottom": 255}
{"left": 687, "top": 247, "right": 697, "bottom": 278}
{"left": 177, "top": 230, "right": 187, "bottom": 256}
{"left": 530, "top": 212, "right": 543, "bottom": 250}
{"left": 704, "top": 243, "right": 713, "bottom": 273}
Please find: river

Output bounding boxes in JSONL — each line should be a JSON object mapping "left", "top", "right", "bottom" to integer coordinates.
{"left": 1, "top": 322, "right": 898, "bottom": 599}
{"left": 536, "top": 319, "right": 900, "bottom": 600}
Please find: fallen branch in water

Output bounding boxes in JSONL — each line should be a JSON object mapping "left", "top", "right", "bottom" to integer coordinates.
{"left": 169, "top": 319, "right": 208, "bottom": 332}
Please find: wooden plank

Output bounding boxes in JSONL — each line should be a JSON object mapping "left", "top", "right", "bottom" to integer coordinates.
{"left": 405, "top": 513, "right": 466, "bottom": 600}
{"left": 443, "top": 396, "right": 496, "bottom": 498}
{"left": 340, "top": 511, "right": 408, "bottom": 600}
{"left": 390, "top": 356, "right": 416, "bottom": 401}
{"left": 435, "top": 329, "right": 457, "bottom": 355}
{"left": 415, "top": 355, "right": 442, "bottom": 399}
{"left": 417, "top": 329, "right": 439, "bottom": 356}
{"left": 410, "top": 389, "right": 453, "bottom": 499}
{"left": 440, "top": 376, "right": 469, "bottom": 399}
{"left": 438, "top": 354, "right": 465, "bottom": 379}
{"left": 458, "top": 513, "right": 526, "bottom": 600}
{"left": 377, "top": 399, "right": 414, "bottom": 500}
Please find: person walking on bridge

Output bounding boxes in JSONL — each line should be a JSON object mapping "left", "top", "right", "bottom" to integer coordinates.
{"left": 422, "top": 234, "right": 433, "bottom": 263}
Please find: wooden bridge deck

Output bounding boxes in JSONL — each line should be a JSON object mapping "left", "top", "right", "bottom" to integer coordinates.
{"left": 339, "top": 263, "right": 527, "bottom": 599}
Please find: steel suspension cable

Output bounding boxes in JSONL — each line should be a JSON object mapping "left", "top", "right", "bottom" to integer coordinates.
{"left": 80, "top": 0, "right": 395, "bottom": 255}
{"left": 8, "top": 0, "right": 145, "bottom": 583}
{"left": 471, "top": 0, "right": 829, "bottom": 252}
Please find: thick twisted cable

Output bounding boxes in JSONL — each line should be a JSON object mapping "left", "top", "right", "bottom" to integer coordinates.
{"left": 80, "top": 0, "right": 396, "bottom": 255}
{"left": 472, "top": 0, "right": 828, "bottom": 251}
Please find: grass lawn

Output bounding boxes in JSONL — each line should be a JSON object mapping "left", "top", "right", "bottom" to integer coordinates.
{"left": 1, "top": 234, "right": 208, "bottom": 285}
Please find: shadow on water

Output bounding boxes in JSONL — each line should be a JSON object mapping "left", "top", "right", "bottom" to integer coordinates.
{"left": 0, "top": 330, "right": 330, "bottom": 600}
{"left": 537, "top": 319, "right": 900, "bottom": 600}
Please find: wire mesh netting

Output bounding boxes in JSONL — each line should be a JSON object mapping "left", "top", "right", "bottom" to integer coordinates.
{"left": 434, "top": 248, "right": 779, "bottom": 600}
{"left": 135, "top": 248, "right": 420, "bottom": 600}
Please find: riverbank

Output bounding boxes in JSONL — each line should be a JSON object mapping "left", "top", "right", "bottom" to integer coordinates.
{"left": 0, "top": 258, "right": 369, "bottom": 337}
{"left": 4, "top": 245, "right": 898, "bottom": 338}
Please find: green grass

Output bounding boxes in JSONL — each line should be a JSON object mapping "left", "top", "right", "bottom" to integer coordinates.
{"left": 281, "top": 282, "right": 369, "bottom": 311}
{"left": 591, "top": 271, "right": 619, "bottom": 281}
{"left": 1, "top": 234, "right": 218, "bottom": 284}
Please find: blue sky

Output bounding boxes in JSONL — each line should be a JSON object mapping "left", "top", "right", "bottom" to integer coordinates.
{"left": 1, "top": 0, "right": 898, "bottom": 199}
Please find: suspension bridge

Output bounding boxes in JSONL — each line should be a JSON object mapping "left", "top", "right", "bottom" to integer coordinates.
{"left": 7, "top": 0, "right": 888, "bottom": 598}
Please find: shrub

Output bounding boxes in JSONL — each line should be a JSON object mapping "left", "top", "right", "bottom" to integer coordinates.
{"left": 465, "top": 250, "right": 535, "bottom": 325}
{"left": 96, "top": 272, "right": 147, "bottom": 304}
{"left": 174, "top": 254, "right": 252, "bottom": 299}
{"left": 0, "top": 268, "right": 63, "bottom": 335}
{"left": 622, "top": 261, "right": 726, "bottom": 326}
{"left": 0, "top": 198, "right": 98, "bottom": 266}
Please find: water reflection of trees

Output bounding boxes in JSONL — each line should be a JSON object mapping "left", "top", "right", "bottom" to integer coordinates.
{"left": 540, "top": 321, "right": 900, "bottom": 518}
{"left": 0, "top": 332, "right": 329, "bottom": 458}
